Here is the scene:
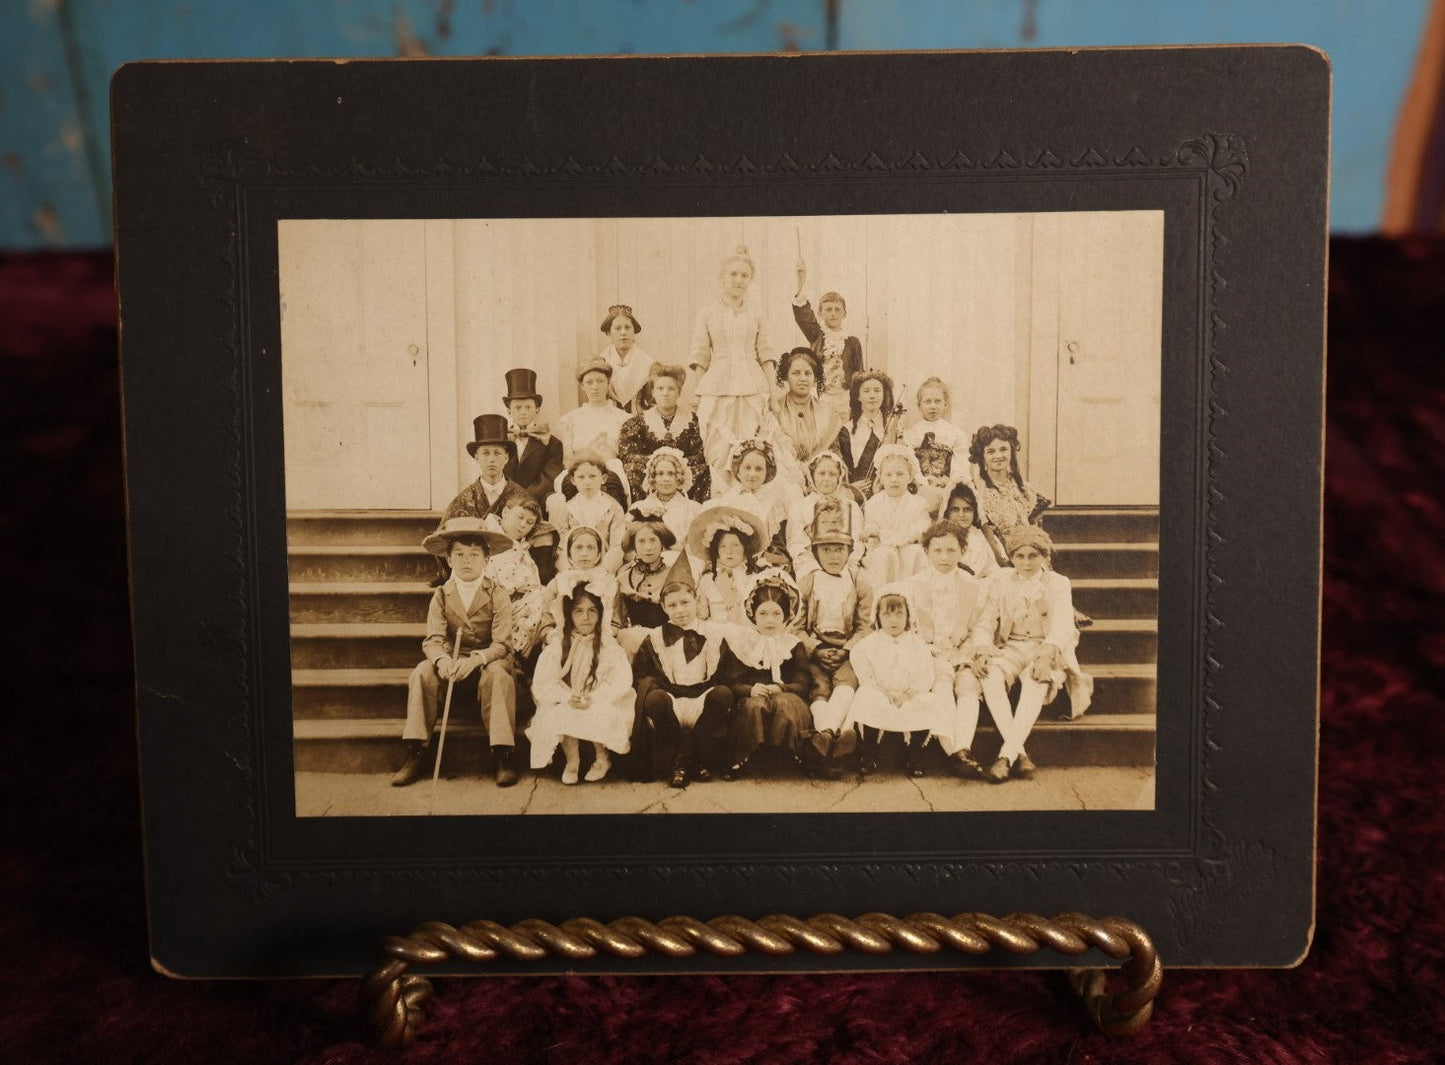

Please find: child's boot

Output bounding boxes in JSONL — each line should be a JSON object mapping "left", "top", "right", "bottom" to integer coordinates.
{"left": 858, "top": 727, "right": 880, "bottom": 778}
{"left": 560, "top": 737, "right": 581, "bottom": 785}
{"left": 585, "top": 743, "right": 611, "bottom": 782}
{"left": 904, "top": 732, "right": 929, "bottom": 777}
{"left": 492, "top": 745, "right": 518, "bottom": 788}
{"left": 390, "top": 741, "right": 430, "bottom": 787}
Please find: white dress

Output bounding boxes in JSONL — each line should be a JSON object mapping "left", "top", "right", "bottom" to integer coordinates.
{"left": 526, "top": 634, "right": 635, "bottom": 765}
{"left": 546, "top": 491, "right": 626, "bottom": 573}
{"left": 695, "top": 565, "right": 752, "bottom": 628}
{"left": 862, "top": 490, "right": 931, "bottom": 583}
{"left": 689, "top": 299, "right": 773, "bottom": 475}
{"left": 555, "top": 401, "right": 630, "bottom": 463}
{"left": 847, "top": 629, "right": 952, "bottom": 735}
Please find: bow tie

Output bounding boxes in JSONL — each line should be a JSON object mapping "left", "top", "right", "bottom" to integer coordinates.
{"left": 509, "top": 424, "right": 550, "bottom": 440}
{"left": 661, "top": 622, "right": 706, "bottom": 663}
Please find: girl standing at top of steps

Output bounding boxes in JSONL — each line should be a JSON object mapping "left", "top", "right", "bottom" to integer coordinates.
{"left": 969, "top": 526, "right": 1093, "bottom": 785}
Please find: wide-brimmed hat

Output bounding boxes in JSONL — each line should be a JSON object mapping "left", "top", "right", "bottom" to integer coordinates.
{"left": 465, "top": 413, "right": 516, "bottom": 458}
{"left": 808, "top": 496, "right": 854, "bottom": 548}
{"left": 575, "top": 358, "right": 614, "bottom": 382}
{"left": 686, "top": 505, "right": 764, "bottom": 560}
{"left": 422, "top": 517, "right": 512, "bottom": 557}
{"left": 503, "top": 368, "right": 542, "bottom": 404}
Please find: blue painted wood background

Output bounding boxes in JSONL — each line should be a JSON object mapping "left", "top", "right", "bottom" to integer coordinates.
{"left": 0, "top": 0, "right": 1429, "bottom": 246}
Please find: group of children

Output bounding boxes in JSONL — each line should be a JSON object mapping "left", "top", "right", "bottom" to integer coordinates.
{"left": 387, "top": 250, "right": 1093, "bottom": 794}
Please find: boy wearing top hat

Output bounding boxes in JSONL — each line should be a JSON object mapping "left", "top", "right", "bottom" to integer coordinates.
{"left": 393, "top": 517, "right": 522, "bottom": 789}
{"left": 501, "top": 367, "right": 564, "bottom": 508}
{"left": 441, "top": 412, "right": 557, "bottom": 585}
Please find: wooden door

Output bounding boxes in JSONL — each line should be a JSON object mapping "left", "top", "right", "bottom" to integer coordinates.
{"left": 279, "top": 219, "right": 433, "bottom": 510}
{"left": 1036, "top": 212, "right": 1163, "bottom": 506}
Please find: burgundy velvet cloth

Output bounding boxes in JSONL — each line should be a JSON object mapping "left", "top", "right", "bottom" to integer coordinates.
{"left": 4, "top": 242, "right": 1443, "bottom": 1063}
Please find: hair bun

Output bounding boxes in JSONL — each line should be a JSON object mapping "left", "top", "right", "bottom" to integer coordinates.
{"left": 734, "top": 243, "right": 749, "bottom": 255}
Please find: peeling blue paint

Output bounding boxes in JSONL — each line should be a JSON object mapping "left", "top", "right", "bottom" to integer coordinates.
{"left": 0, "top": 0, "right": 1429, "bottom": 246}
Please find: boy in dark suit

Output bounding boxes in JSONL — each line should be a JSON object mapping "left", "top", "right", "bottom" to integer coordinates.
{"left": 500, "top": 367, "right": 564, "bottom": 507}
{"left": 393, "top": 518, "right": 521, "bottom": 788}
{"left": 439, "top": 412, "right": 557, "bottom": 585}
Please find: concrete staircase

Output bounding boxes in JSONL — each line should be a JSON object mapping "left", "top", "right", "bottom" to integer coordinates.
{"left": 289, "top": 507, "right": 1158, "bottom": 773}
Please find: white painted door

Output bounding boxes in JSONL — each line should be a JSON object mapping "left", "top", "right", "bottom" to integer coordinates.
{"left": 1038, "top": 212, "right": 1163, "bottom": 506}
{"left": 279, "top": 219, "right": 433, "bottom": 510}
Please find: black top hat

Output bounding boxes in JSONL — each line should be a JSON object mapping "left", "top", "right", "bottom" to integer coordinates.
{"left": 503, "top": 368, "right": 542, "bottom": 404}
{"left": 466, "top": 413, "right": 516, "bottom": 458}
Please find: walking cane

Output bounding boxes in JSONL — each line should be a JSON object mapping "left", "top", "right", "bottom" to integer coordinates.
{"left": 428, "top": 628, "right": 465, "bottom": 814}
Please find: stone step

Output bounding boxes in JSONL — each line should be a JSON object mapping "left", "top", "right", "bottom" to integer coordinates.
{"left": 284, "top": 507, "right": 1160, "bottom": 548}
{"left": 289, "top": 663, "right": 1157, "bottom": 721}
{"left": 1039, "top": 507, "right": 1159, "bottom": 544}
{"left": 1077, "top": 619, "right": 1157, "bottom": 664}
{"left": 1051, "top": 542, "right": 1158, "bottom": 580}
{"left": 1070, "top": 579, "right": 1158, "bottom": 619}
{"left": 288, "top": 578, "right": 1158, "bottom": 625}
{"left": 289, "top": 541, "right": 1158, "bottom": 586}
{"left": 290, "top": 582, "right": 433, "bottom": 623}
{"left": 289, "top": 618, "right": 1157, "bottom": 671}
{"left": 293, "top": 713, "right": 1155, "bottom": 774}
{"left": 288, "top": 510, "right": 440, "bottom": 546}
{"left": 288, "top": 545, "right": 438, "bottom": 584}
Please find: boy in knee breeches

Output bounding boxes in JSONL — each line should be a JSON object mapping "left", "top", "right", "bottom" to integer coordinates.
{"left": 795, "top": 497, "right": 872, "bottom": 776}
{"left": 393, "top": 518, "right": 521, "bottom": 789}
{"left": 904, "top": 520, "right": 988, "bottom": 777}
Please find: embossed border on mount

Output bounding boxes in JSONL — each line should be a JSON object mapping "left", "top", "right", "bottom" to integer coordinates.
{"left": 201, "top": 134, "right": 1251, "bottom": 945}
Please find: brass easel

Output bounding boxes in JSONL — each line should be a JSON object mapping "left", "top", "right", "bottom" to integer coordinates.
{"left": 364, "top": 910, "right": 1160, "bottom": 1049}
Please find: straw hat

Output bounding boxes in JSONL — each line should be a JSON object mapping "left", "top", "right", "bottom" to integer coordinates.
{"left": 686, "top": 505, "right": 764, "bottom": 560}
{"left": 421, "top": 517, "right": 512, "bottom": 557}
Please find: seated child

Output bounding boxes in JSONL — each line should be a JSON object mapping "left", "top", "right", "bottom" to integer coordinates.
{"left": 536, "top": 525, "right": 623, "bottom": 648}
{"left": 717, "top": 570, "right": 817, "bottom": 780}
{"left": 940, "top": 481, "right": 998, "bottom": 578}
{"left": 526, "top": 577, "right": 634, "bottom": 785}
{"left": 791, "top": 258, "right": 863, "bottom": 419}
{"left": 786, "top": 450, "right": 865, "bottom": 581}
{"left": 861, "top": 444, "right": 931, "bottom": 585}
{"left": 630, "top": 582, "right": 736, "bottom": 788}
{"left": 391, "top": 518, "right": 521, "bottom": 789}
{"left": 848, "top": 584, "right": 953, "bottom": 778}
{"left": 903, "top": 377, "right": 970, "bottom": 517}
{"left": 500, "top": 367, "right": 564, "bottom": 509}
{"left": 435, "top": 413, "right": 543, "bottom": 585}
{"left": 616, "top": 517, "right": 680, "bottom": 657}
{"left": 709, "top": 438, "right": 790, "bottom": 563}
{"left": 626, "top": 447, "right": 702, "bottom": 551}
{"left": 794, "top": 498, "right": 869, "bottom": 776}
{"left": 547, "top": 453, "right": 626, "bottom": 574}
{"left": 970, "top": 526, "right": 1094, "bottom": 784}
{"left": 481, "top": 494, "right": 546, "bottom": 659}
{"left": 904, "top": 521, "right": 989, "bottom": 777}
{"left": 688, "top": 507, "right": 764, "bottom": 628}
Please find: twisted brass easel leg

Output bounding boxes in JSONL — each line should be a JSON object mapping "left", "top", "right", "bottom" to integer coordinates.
{"left": 362, "top": 910, "right": 1161, "bottom": 1049}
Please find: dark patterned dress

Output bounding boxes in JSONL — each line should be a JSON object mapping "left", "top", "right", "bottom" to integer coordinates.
{"left": 617, "top": 406, "right": 710, "bottom": 502}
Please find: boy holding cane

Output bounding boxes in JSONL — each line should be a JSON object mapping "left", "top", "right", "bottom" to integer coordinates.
{"left": 392, "top": 518, "right": 521, "bottom": 789}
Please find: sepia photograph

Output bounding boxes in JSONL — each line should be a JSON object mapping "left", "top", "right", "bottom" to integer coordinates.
{"left": 284, "top": 211, "right": 1162, "bottom": 817}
